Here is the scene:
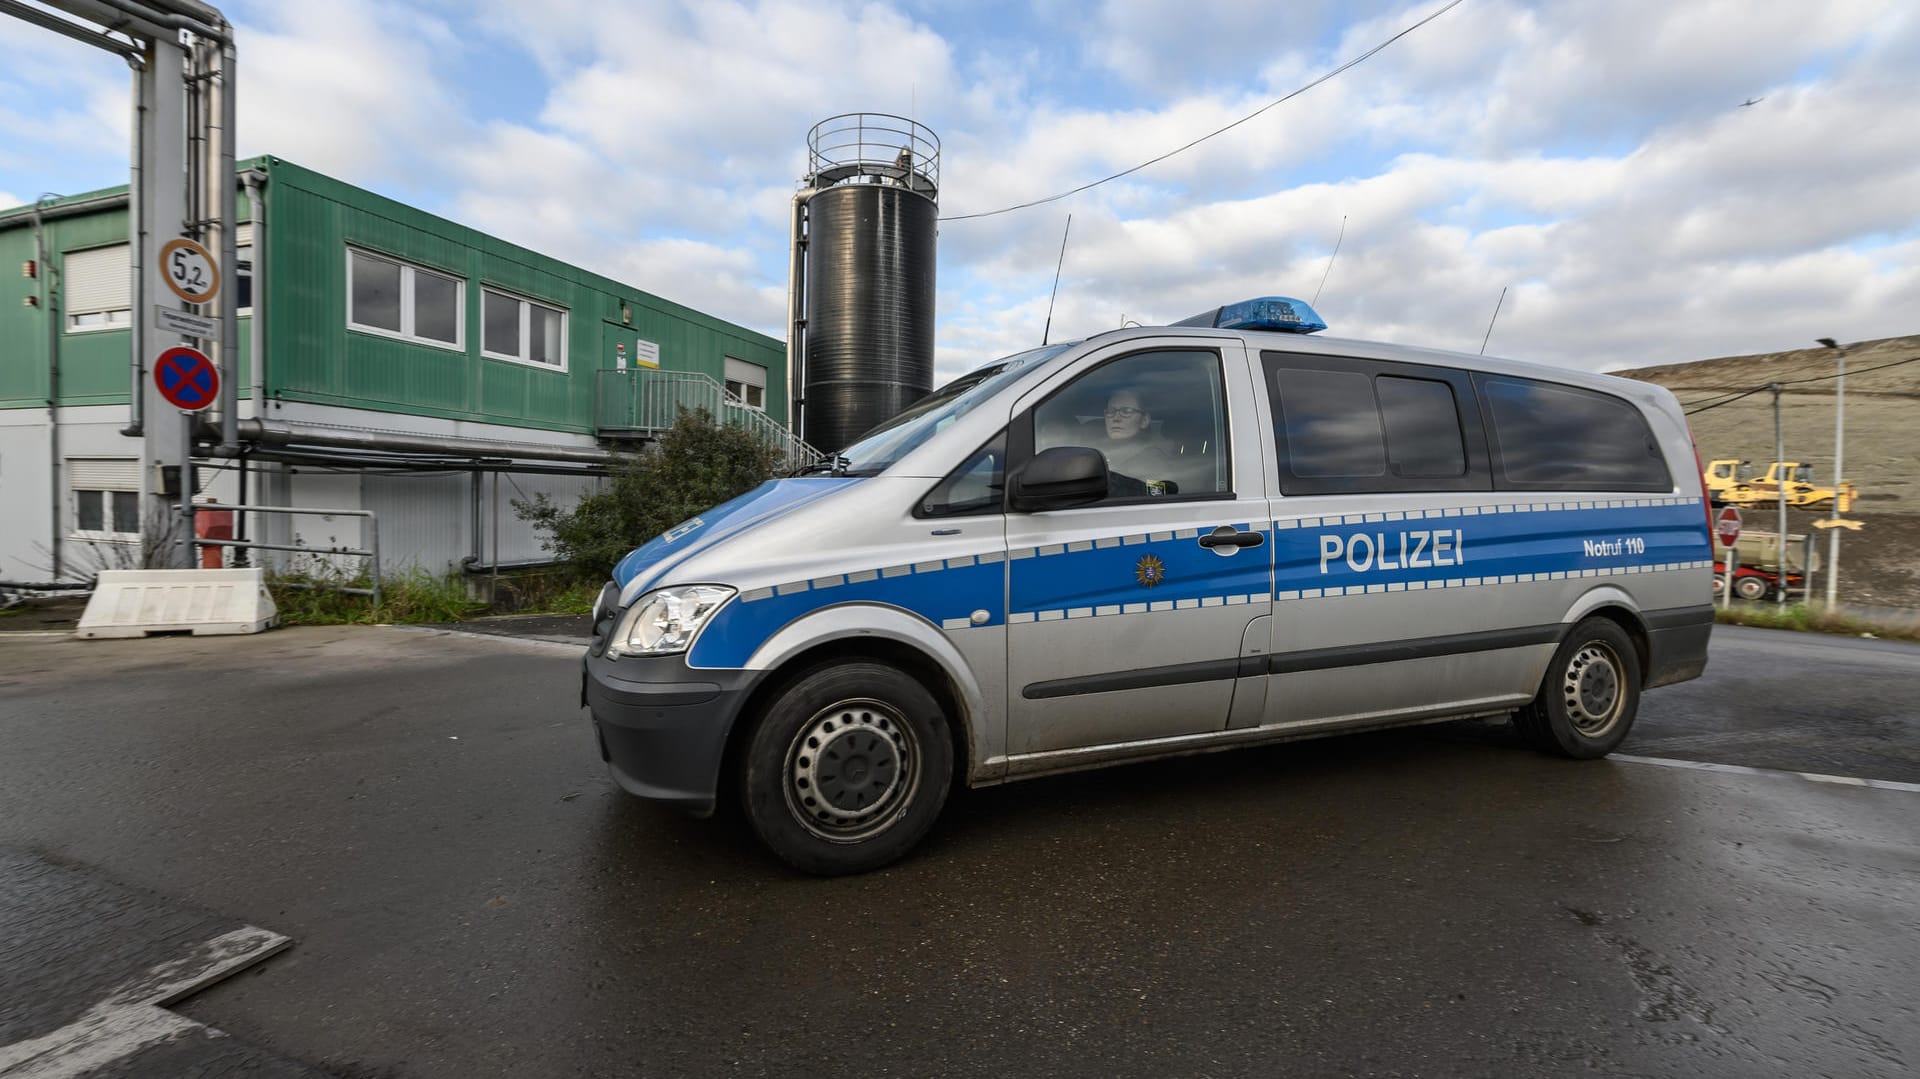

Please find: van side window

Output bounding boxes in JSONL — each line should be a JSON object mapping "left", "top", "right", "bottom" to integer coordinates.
{"left": 1266, "top": 354, "right": 1488, "bottom": 496}
{"left": 917, "top": 431, "right": 1007, "bottom": 517}
{"left": 1476, "top": 375, "right": 1672, "bottom": 492}
{"left": 1031, "top": 349, "right": 1230, "bottom": 502}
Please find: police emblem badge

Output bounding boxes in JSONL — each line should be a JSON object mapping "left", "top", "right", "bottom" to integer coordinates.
{"left": 1134, "top": 553, "right": 1166, "bottom": 588}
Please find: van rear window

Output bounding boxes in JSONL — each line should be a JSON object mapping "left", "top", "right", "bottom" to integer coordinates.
{"left": 1477, "top": 376, "right": 1672, "bottom": 492}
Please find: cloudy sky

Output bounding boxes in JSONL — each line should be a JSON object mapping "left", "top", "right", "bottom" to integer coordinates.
{"left": 2, "top": 0, "right": 1915, "bottom": 382}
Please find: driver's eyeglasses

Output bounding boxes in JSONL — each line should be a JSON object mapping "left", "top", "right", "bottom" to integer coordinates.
{"left": 1104, "top": 407, "right": 1144, "bottom": 419}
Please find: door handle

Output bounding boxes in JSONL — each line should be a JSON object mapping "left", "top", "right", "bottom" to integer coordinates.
{"left": 1198, "top": 525, "right": 1265, "bottom": 549}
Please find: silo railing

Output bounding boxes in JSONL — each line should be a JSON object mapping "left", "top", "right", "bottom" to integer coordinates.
{"left": 596, "top": 368, "right": 824, "bottom": 472}
{"left": 807, "top": 112, "right": 940, "bottom": 198}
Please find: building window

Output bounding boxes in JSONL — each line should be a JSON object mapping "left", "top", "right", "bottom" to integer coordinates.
{"left": 235, "top": 222, "right": 253, "bottom": 313}
{"left": 724, "top": 357, "right": 767, "bottom": 410}
{"left": 68, "top": 458, "right": 142, "bottom": 541}
{"left": 63, "top": 244, "right": 132, "bottom": 333}
{"left": 481, "top": 288, "right": 568, "bottom": 371}
{"left": 346, "top": 247, "right": 464, "bottom": 350}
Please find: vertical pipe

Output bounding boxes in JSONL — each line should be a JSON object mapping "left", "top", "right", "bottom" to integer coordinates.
{"left": 1825, "top": 346, "right": 1845, "bottom": 608}
{"left": 1772, "top": 384, "right": 1787, "bottom": 608}
{"left": 786, "top": 189, "right": 813, "bottom": 440}
{"left": 470, "top": 469, "right": 482, "bottom": 568}
{"left": 217, "top": 32, "right": 238, "bottom": 451}
{"left": 126, "top": 56, "right": 146, "bottom": 436}
{"left": 178, "top": 414, "right": 194, "bottom": 567}
{"left": 369, "top": 512, "right": 382, "bottom": 611}
{"left": 34, "top": 204, "right": 62, "bottom": 579}
{"left": 491, "top": 471, "right": 501, "bottom": 604}
{"left": 244, "top": 172, "right": 265, "bottom": 417}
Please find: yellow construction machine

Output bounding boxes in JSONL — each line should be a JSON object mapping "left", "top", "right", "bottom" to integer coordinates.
{"left": 1705, "top": 459, "right": 1857, "bottom": 511}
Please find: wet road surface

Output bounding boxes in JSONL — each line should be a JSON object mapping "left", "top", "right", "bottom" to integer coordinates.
{"left": 0, "top": 624, "right": 1915, "bottom": 1077}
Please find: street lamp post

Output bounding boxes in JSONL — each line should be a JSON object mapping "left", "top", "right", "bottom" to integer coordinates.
{"left": 1817, "top": 337, "right": 1845, "bottom": 608}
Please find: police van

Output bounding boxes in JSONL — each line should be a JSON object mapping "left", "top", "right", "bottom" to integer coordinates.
{"left": 583, "top": 297, "right": 1714, "bottom": 874}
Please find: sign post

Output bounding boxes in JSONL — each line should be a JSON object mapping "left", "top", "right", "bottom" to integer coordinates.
{"left": 1715, "top": 506, "right": 1742, "bottom": 608}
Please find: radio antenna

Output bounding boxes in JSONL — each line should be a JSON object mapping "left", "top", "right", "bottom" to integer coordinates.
{"left": 1479, "top": 285, "right": 1507, "bottom": 355}
{"left": 1042, "top": 213, "right": 1072, "bottom": 345}
{"left": 1311, "top": 215, "right": 1346, "bottom": 306}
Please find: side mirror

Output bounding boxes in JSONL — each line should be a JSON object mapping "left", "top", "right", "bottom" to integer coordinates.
{"left": 1008, "top": 446, "right": 1108, "bottom": 512}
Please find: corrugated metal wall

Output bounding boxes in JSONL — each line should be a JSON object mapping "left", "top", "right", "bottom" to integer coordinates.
{"left": 262, "top": 158, "right": 790, "bottom": 433}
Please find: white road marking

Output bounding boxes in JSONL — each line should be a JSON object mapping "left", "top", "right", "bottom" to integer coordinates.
{"left": 1612, "top": 754, "right": 1920, "bottom": 794}
{"left": 0, "top": 927, "right": 289, "bottom": 1077}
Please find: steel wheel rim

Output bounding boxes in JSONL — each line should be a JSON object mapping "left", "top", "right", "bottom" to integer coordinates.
{"left": 783, "top": 698, "right": 919, "bottom": 843}
{"left": 1563, "top": 642, "right": 1624, "bottom": 737}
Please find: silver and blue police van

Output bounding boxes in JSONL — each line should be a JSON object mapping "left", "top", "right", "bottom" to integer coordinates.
{"left": 583, "top": 297, "right": 1715, "bottom": 874}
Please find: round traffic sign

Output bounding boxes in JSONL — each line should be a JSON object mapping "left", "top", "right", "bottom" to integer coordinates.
{"left": 158, "top": 237, "right": 220, "bottom": 304}
{"left": 154, "top": 345, "right": 220, "bottom": 412}
{"left": 1716, "top": 505, "right": 1742, "bottom": 548}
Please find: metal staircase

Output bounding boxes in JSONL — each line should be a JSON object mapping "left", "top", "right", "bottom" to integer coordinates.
{"left": 595, "top": 368, "right": 825, "bottom": 472}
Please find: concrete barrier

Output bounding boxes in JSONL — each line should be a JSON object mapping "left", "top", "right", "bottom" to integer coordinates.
{"left": 76, "top": 568, "right": 278, "bottom": 638}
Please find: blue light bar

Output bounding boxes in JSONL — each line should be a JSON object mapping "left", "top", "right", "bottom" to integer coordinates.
{"left": 1170, "top": 296, "right": 1327, "bottom": 334}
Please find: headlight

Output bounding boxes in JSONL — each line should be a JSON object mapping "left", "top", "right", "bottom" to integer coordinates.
{"left": 606, "top": 585, "right": 735, "bottom": 658}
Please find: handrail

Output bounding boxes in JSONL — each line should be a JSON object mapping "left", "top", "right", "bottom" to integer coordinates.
{"left": 596, "top": 368, "right": 825, "bottom": 471}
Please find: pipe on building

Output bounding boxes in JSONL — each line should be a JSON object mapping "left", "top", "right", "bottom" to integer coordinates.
{"left": 243, "top": 169, "right": 265, "bottom": 422}
{"left": 785, "top": 187, "right": 815, "bottom": 442}
{"left": 215, "top": 28, "right": 238, "bottom": 453}
{"left": 88, "top": 0, "right": 227, "bottom": 42}
{"left": 236, "top": 446, "right": 610, "bottom": 479}
{"left": 0, "top": 0, "right": 141, "bottom": 57}
{"left": 123, "top": 55, "right": 146, "bottom": 437}
{"left": 227, "top": 419, "right": 623, "bottom": 467}
{"left": 32, "top": 200, "right": 62, "bottom": 580}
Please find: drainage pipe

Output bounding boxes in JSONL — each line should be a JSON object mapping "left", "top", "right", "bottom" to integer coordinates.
{"left": 243, "top": 170, "right": 265, "bottom": 420}
{"left": 32, "top": 200, "right": 62, "bottom": 580}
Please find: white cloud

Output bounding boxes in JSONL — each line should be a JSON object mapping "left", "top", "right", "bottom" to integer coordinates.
{"left": 234, "top": 0, "right": 467, "bottom": 190}
{"left": 0, "top": 191, "right": 20, "bottom": 210}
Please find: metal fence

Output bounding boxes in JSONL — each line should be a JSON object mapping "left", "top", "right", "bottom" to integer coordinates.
{"left": 596, "top": 368, "right": 825, "bottom": 472}
{"left": 192, "top": 503, "right": 382, "bottom": 608}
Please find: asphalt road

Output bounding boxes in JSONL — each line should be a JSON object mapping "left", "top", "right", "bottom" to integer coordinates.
{"left": 0, "top": 624, "right": 1915, "bottom": 1077}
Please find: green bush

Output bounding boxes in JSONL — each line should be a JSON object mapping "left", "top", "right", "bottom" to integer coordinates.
{"left": 270, "top": 568, "right": 485, "bottom": 625}
{"left": 515, "top": 408, "right": 781, "bottom": 582}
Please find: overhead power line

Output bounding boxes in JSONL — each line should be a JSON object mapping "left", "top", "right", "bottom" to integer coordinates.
{"left": 1681, "top": 354, "right": 1920, "bottom": 414}
{"left": 938, "top": 0, "right": 1469, "bottom": 223}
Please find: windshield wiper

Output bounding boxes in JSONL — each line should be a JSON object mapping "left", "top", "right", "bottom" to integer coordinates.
{"left": 790, "top": 454, "right": 851, "bottom": 477}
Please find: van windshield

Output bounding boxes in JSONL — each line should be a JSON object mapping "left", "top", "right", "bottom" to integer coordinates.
{"left": 800, "top": 344, "right": 1069, "bottom": 475}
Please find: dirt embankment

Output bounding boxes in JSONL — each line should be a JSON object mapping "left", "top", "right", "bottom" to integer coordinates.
{"left": 1616, "top": 335, "right": 1920, "bottom": 607}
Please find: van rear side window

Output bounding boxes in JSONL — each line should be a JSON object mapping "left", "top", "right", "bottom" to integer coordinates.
{"left": 1476, "top": 375, "right": 1672, "bottom": 492}
{"left": 1267, "top": 355, "right": 1488, "bottom": 496}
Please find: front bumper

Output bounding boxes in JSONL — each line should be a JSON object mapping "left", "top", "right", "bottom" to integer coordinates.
{"left": 582, "top": 646, "right": 761, "bottom": 817}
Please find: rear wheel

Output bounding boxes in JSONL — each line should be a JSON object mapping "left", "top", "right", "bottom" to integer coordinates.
{"left": 740, "top": 661, "right": 953, "bottom": 875}
{"left": 1733, "top": 575, "right": 1768, "bottom": 601}
{"left": 1516, "top": 617, "right": 1642, "bottom": 759}
{"left": 1710, "top": 573, "right": 1728, "bottom": 597}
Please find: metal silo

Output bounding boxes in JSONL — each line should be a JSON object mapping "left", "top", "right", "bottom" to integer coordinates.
{"left": 788, "top": 114, "right": 939, "bottom": 453}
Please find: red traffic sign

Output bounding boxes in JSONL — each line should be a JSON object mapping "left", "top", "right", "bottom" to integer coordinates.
{"left": 154, "top": 345, "right": 219, "bottom": 412}
{"left": 1716, "top": 505, "right": 1742, "bottom": 549}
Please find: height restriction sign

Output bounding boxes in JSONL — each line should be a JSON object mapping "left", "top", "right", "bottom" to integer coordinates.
{"left": 159, "top": 237, "right": 220, "bottom": 305}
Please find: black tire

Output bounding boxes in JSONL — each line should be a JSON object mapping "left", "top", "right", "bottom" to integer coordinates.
{"left": 740, "top": 661, "right": 953, "bottom": 875}
{"left": 1515, "top": 617, "right": 1642, "bottom": 759}
{"left": 1733, "top": 575, "right": 1768, "bottom": 601}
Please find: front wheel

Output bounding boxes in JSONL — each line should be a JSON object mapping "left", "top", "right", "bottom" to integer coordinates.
{"left": 740, "top": 661, "right": 953, "bottom": 875}
{"left": 1515, "top": 618, "right": 1642, "bottom": 759}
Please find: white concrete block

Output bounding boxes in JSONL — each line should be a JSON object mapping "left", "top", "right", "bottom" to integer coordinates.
{"left": 76, "top": 568, "right": 278, "bottom": 638}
